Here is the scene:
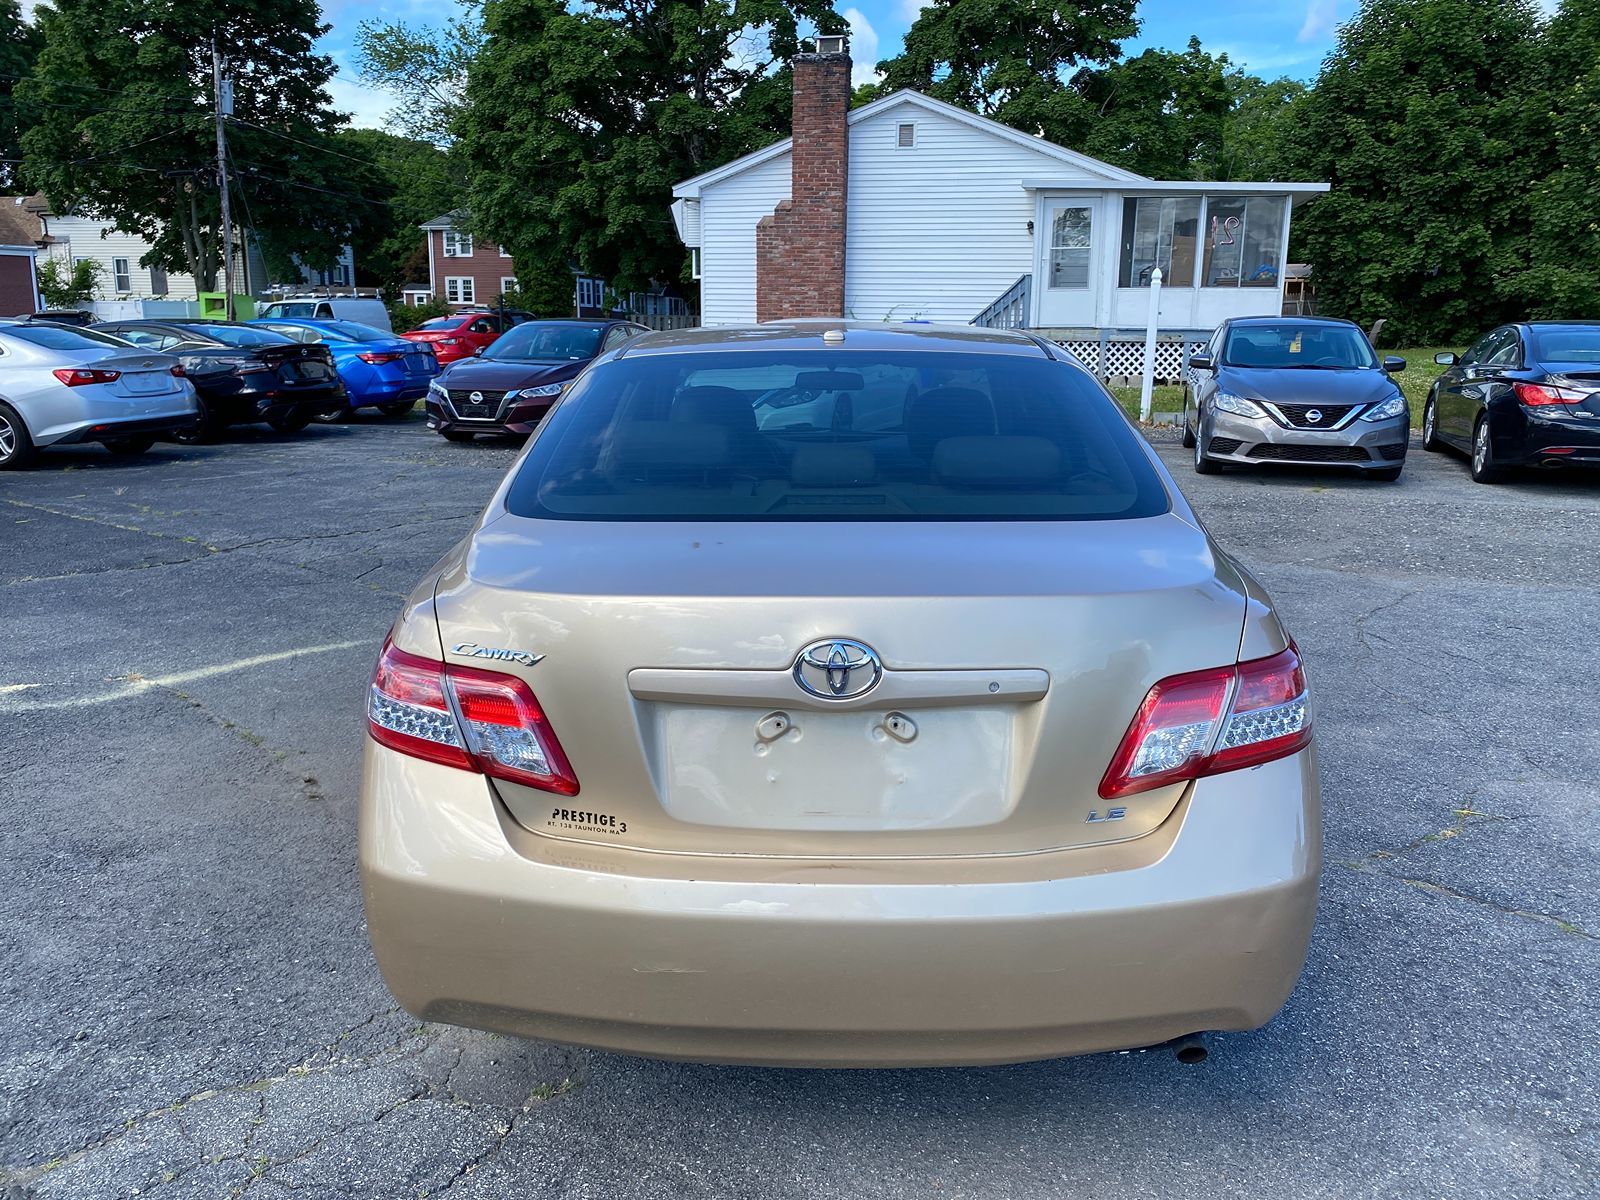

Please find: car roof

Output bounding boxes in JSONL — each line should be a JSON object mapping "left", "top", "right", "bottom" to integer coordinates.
{"left": 617, "top": 320, "right": 1052, "bottom": 358}
{"left": 1223, "top": 316, "right": 1362, "bottom": 330}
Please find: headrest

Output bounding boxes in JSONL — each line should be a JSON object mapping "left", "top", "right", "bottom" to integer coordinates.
{"left": 611, "top": 421, "right": 731, "bottom": 472}
{"left": 789, "top": 443, "right": 877, "bottom": 488}
{"left": 906, "top": 387, "right": 996, "bottom": 433}
{"left": 671, "top": 386, "right": 756, "bottom": 431}
{"left": 932, "top": 436, "right": 1061, "bottom": 486}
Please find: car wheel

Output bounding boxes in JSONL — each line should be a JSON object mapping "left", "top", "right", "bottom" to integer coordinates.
{"left": 1470, "top": 415, "right": 1503, "bottom": 484}
{"left": 1368, "top": 465, "right": 1403, "bottom": 482}
{"left": 171, "top": 404, "right": 221, "bottom": 444}
{"left": 1193, "top": 416, "right": 1221, "bottom": 475}
{"left": 1180, "top": 393, "right": 1196, "bottom": 448}
{"left": 103, "top": 435, "right": 156, "bottom": 456}
{"left": 1421, "top": 396, "right": 1443, "bottom": 452}
{"left": 377, "top": 400, "right": 415, "bottom": 418}
{"left": 268, "top": 412, "right": 313, "bottom": 434}
{"left": 0, "top": 402, "right": 35, "bottom": 470}
{"left": 310, "top": 405, "right": 347, "bottom": 424}
{"left": 440, "top": 429, "right": 476, "bottom": 443}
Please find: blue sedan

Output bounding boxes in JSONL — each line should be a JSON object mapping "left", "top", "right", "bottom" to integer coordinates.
{"left": 249, "top": 318, "right": 440, "bottom": 419}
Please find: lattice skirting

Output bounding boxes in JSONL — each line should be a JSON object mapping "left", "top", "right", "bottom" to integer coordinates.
{"left": 1053, "top": 338, "right": 1209, "bottom": 385}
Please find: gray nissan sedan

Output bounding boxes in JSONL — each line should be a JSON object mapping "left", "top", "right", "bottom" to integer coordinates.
{"left": 1183, "top": 317, "right": 1410, "bottom": 480}
{"left": 361, "top": 320, "right": 1321, "bottom": 1067}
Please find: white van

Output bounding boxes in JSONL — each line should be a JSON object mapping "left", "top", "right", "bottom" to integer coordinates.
{"left": 256, "top": 297, "right": 393, "bottom": 332}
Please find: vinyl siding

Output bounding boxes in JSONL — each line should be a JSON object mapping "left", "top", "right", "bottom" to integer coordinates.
{"left": 843, "top": 99, "right": 1062, "bottom": 325}
{"left": 47, "top": 216, "right": 202, "bottom": 299}
{"left": 698, "top": 150, "right": 792, "bottom": 325}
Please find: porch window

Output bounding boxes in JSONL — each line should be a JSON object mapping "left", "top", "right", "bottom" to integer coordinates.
{"left": 1202, "top": 196, "right": 1286, "bottom": 288}
{"left": 1047, "top": 207, "right": 1092, "bottom": 289}
{"left": 1118, "top": 197, "right": 1199, "bottom": 288}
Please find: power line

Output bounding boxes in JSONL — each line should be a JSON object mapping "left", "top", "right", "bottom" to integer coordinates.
{"left": 224, "top": 116, "right": 377, "bottom": 167}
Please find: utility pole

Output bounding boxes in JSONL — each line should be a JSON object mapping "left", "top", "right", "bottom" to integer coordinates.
{"left": 212, "top": 39, "right": 235, "bottom": 320}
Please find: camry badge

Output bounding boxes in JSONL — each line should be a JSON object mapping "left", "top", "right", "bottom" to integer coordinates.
{"left": 452, "top": 642, "right": 543, "bottom": 667}
{"left": 793, "top": 638, "right": 883, "bottom": 700}
{"left": 1306, "top": 408, "right": 1324, "bottom": 424}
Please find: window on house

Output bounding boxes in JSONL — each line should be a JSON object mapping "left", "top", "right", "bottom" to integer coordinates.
{"left": 1047, "top": 207, "right": 1092, "bottom": 290}
{"left": 445, "top": 276, "right": 475, "bottom": 304}
{"left": 333, "top": 263, "right": 349, "bottom": 286}
{"left": 501, "top": 277, "right": 518, "bottom": 294}
{"left": 111, "top": 258, "right": 131, "bottom": 292}
{"left": 576, "top": 276, "right": 605, "bottom": 310}
{"left": 689, "top": 248, "right": 701, "bottom": 280}
{"left": 443, "top": 230, "right": 474, "bottom": 257}
{"left": 149, "top": 267, "right": 168, "bottom": 294}
{"left": 896, "top": 122, "right": 916, "bottom": 149}
{"left": 1202, "top": 196, "right": 1286, "bottom": 288}
{"left": 1119, "top": 197, "right": 1200, "bottom": 288}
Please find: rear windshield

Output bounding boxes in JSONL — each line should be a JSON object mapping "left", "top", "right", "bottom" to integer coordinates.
{"left": 504, "top": 350, "right": 1169, "bottom": 522}
{"left": 1529, "top": 326, "right": 1600, "bottom": 364}
{"left": 417, "top": 316, "right": 464, "bottom": 331}
{"left": 184, "top": 324, "right": 293, "bottom": 347}
{"left": 262, "top": 302, "right": 321, "bottom": 318}
{"left": 321, "top": 320, "right": 390, "bottom": 342}
{"left": 1222, "top": 323, "right": 1377, "bottom": 369}
{"left": 485, "top": 323, "right": 602, "bottom": 362}
{"left": 5, "top": 324, "right": 132, "bottom": 350}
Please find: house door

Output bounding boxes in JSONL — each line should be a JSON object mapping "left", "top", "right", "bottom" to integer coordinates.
{"left": 1038, "top": 199, "right": 1098, "bottom": 328}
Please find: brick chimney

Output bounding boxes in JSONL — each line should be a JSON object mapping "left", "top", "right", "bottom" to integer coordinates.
{"left": 755, "top": 37, "right": 850, "bottom": 322}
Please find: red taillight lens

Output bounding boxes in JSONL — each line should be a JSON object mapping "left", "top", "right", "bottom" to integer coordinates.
{"left": 53, "top": 367, "right": 121, "bottom": 386}
{"left": 169, "top": 364, "right": 186, "bottom": 378}
{"left": 367, "top": 638, "right": 579, "bottom": 795}
{"left": 1099, "top": 645, "right": 1311, "bottom": 799}
{"left": 438, "top": 338, "right": 460, "bottom": 345}
{"left": 357, "top": 350, "right": 406, "bottom": 365}
{"left": 1512, "top": 381, "right": 1585, "bottom": 406}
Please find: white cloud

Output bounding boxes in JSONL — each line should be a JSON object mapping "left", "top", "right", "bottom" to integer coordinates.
{"left": 842, "top": 8, "right": 881, "bottom": 87}
{"left": 1298, "top": 0, "right": 1338, "bottom": 43}
{"left": 897, "top": 0, "right": 932, "bottom": 22}
{"left": 326, "top": 70, "right": 396, "bottom": 132}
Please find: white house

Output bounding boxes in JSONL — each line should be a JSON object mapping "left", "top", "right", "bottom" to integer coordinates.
{"left": 671, "top": 40, "right": 1328, "bottom": 340}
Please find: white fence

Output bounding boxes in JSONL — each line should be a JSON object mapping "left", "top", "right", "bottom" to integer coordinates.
{"left": 1044, "top": 330, "right": 1210, "bottom": 385}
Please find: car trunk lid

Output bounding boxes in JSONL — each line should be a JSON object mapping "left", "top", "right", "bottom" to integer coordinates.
{"left": 432, "top": 512, "right": 1249, "bottom": 860}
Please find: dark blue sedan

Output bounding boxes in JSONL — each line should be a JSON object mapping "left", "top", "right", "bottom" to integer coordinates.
{"left": 250, "top": 319, "right": 440, "bottom": 419}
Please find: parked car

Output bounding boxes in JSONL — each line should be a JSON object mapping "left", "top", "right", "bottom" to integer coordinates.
{"left": 1183, "top": 316, "right": 1410, "bottom": 481}
{"left": 256, "top": 296, "right": 393, "bottom": 332}
{"left": 362, "top": 320, "right": 1320, "bottom": 1067}
{"left": 424, "top": 319, "right": 648, "bottom": 441}
{"left": 92, "top": 320, "right": 343, "bottom": 442}
{"left": 249, "top": 318, "right": 440, "bottom": 420}
{"left": 26, "top": 309, "right": 98, "bottom": 327}
{"left": 400, "top": 311, "right": 511, "bottom": 365}
{"left": 1424, "top": 321, "right": 1600, "bottom": 483}
{"left": 0, "top": 320, "right": 198, "bottom": 469}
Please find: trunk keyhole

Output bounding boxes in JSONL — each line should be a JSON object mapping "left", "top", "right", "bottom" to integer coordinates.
{"left": 755, "top": 712, "right": 792, "bottom": 743}
{"left": 883, "top": 712, "right": 917, "bottom": 743}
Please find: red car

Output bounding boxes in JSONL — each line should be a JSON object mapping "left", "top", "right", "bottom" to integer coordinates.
{"left": 400, "top": 312, "right": 508, "bottom": 365}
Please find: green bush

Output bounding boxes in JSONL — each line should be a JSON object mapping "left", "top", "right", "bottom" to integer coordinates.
{"left": 387, "top": 297, "right": 451, "bottom": 332}
{"left": 37, "top": 256, "right": 101, "bottom": 307}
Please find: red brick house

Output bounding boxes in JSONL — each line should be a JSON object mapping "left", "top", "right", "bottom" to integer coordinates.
{"left": 416, "top": 211, "right": 608, "bottom": 316}
{"left": 0, "top": 197, "right": 43, "bottom": 316}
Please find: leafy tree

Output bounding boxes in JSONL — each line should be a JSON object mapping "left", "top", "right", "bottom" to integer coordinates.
{"left": 1509, "top": 0, "right": 1600, "bottom": 317}
{"left": 20, "top": 0, "right": 386, "bottom": 292}
{"left": 875, "top": 0, "right": 1137, "bottom": 142}
{"left": 387, "top": 296, "right": 451, "bottom": 332}
{"left": 36, "top": 256, "right": 100, "bottom": 306}
{"left": 354, "top": 12, "right": 482, "bottom": 147}
{"left": 335, "top": 128, "right": 459, "bottom": 296}
{"left": 1064, "top": 38, "right": 1232, "bottom": 179}
{"left": 1281, "top": 0, "right": 1547, "bottom": 342}
{"left": 0, "top": 0, "right": 43, "bottom": 190}
{"left": 1215, "top": 73, "right": 1305, "bottom": 182}
{"left": 454, "top": 0, "right": 845, "bottom": 294}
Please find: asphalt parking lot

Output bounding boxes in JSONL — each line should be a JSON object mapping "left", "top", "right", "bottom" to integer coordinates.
{"left": 1, "top": 415, "right": 1596, "bottom": 1199}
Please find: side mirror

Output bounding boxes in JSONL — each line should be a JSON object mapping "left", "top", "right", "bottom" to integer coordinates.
{"left": 1433, "top": 352, "right": 1458, "bottom": 366}
{"left": 1188, "top": 353, "right": 1214, "bottom": 371}
{"left": 1383, "top": 356, "right": 1407, "bottom": 373}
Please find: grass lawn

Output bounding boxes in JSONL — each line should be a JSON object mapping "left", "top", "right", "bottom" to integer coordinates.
{"left": 1107, "top": 346, "right": 1463, "bottom": 428}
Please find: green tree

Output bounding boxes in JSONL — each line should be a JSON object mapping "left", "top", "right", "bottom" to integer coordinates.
{"left": 1065, "top": 38, "right": 1233, "bottom": 179}
{"left": 35, "top": 256, "right": 100, "bottom": 306}
{"left": 1215, "top": 73, "right": 1305, "bottom": 182}
{"left": 335, "top": 128, "right": 459, "bottom": 296}
{"left": 875, "top": 0, "right": 1137, "bottom": 142}
{"left": 20, "top": 0, "right": 386, "bottom": 291}
{"left": 1509, "top": 0, "right": 1600, "bottom": 317}
{"left": 1281, "top": 0, "right": 1547, "bottom": 342}
{"left": 354, "top": 12, "right": 482, "bottom": 147}
{"left": 0, "top": 0, "right": 43, "bottom": 190}
{"left": 454, "top": 0, "right": 845, "bottom": 294}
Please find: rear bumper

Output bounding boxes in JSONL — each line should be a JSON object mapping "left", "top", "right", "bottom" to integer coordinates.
{"left": 348, "top": 376, "right": 432, "bottom": 408}
{"left": 34, "top": 390, "right": 200, "bottom": 446}
{"left": 52, "top": 411, "right": 201, "bottom": 445}
{"left": 1206, "top": 408, "right": 1408, "bottom": 470}
{"left": 361, "top": 741, "right": 1321, "bottom": 1067}
{"left": 1499, "top": 411, "right": 1600, "bottom": 465}
{"left": 197, "top": 380, "right": 344, "bottom": 424}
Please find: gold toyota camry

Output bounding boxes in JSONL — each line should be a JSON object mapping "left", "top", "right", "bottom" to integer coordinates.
{"left": 360, "top": 321, "right": 1320, "bottom": 1067}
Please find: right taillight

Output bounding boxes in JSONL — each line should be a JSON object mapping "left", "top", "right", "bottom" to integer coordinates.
{"left": 367, "top": 638, "right": 579, "bottom": 795}
{"left": 1512, "top": 381, "right": 1586, "bottom": 407}
{"left": 53, "top": 367, "right": 121, "bottom": 387}
{"left": 1099, "top": 644, "right": 1311, "bottom": 800}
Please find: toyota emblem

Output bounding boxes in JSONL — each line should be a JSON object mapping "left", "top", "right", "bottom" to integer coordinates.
{"left": 1306, "top": 408, "right": 1324, "bottom": 424}
{"left": 793, "top": 639, "right": 883, "bottom": 700}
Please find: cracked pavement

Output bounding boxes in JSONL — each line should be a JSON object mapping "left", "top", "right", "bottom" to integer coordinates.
{"left": 1, "top": 415, "right": 1597, "bottom": 1198}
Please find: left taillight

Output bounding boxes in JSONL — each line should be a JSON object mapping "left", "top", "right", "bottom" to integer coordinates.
{"left": 169, "top": 364, "right": 186, "bottom": 378}
{"left": 53, "top": 367, "right": 120, "bottom": 387}
{"left": 1512, "top": 381, "right": 1586, "bottom": 407}
{"left": 367, "top": 638, "right": 579, "bottom": 795}
{"left": 357, "top": 350, "right": 406, "bottom": 365}
{"left": 1099, "top": 644, "right": 1312, "bottom": 800}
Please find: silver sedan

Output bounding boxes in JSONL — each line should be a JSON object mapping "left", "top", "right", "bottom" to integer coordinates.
{"left": 0, "top": 321, "right": 199, "bottom": 469}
